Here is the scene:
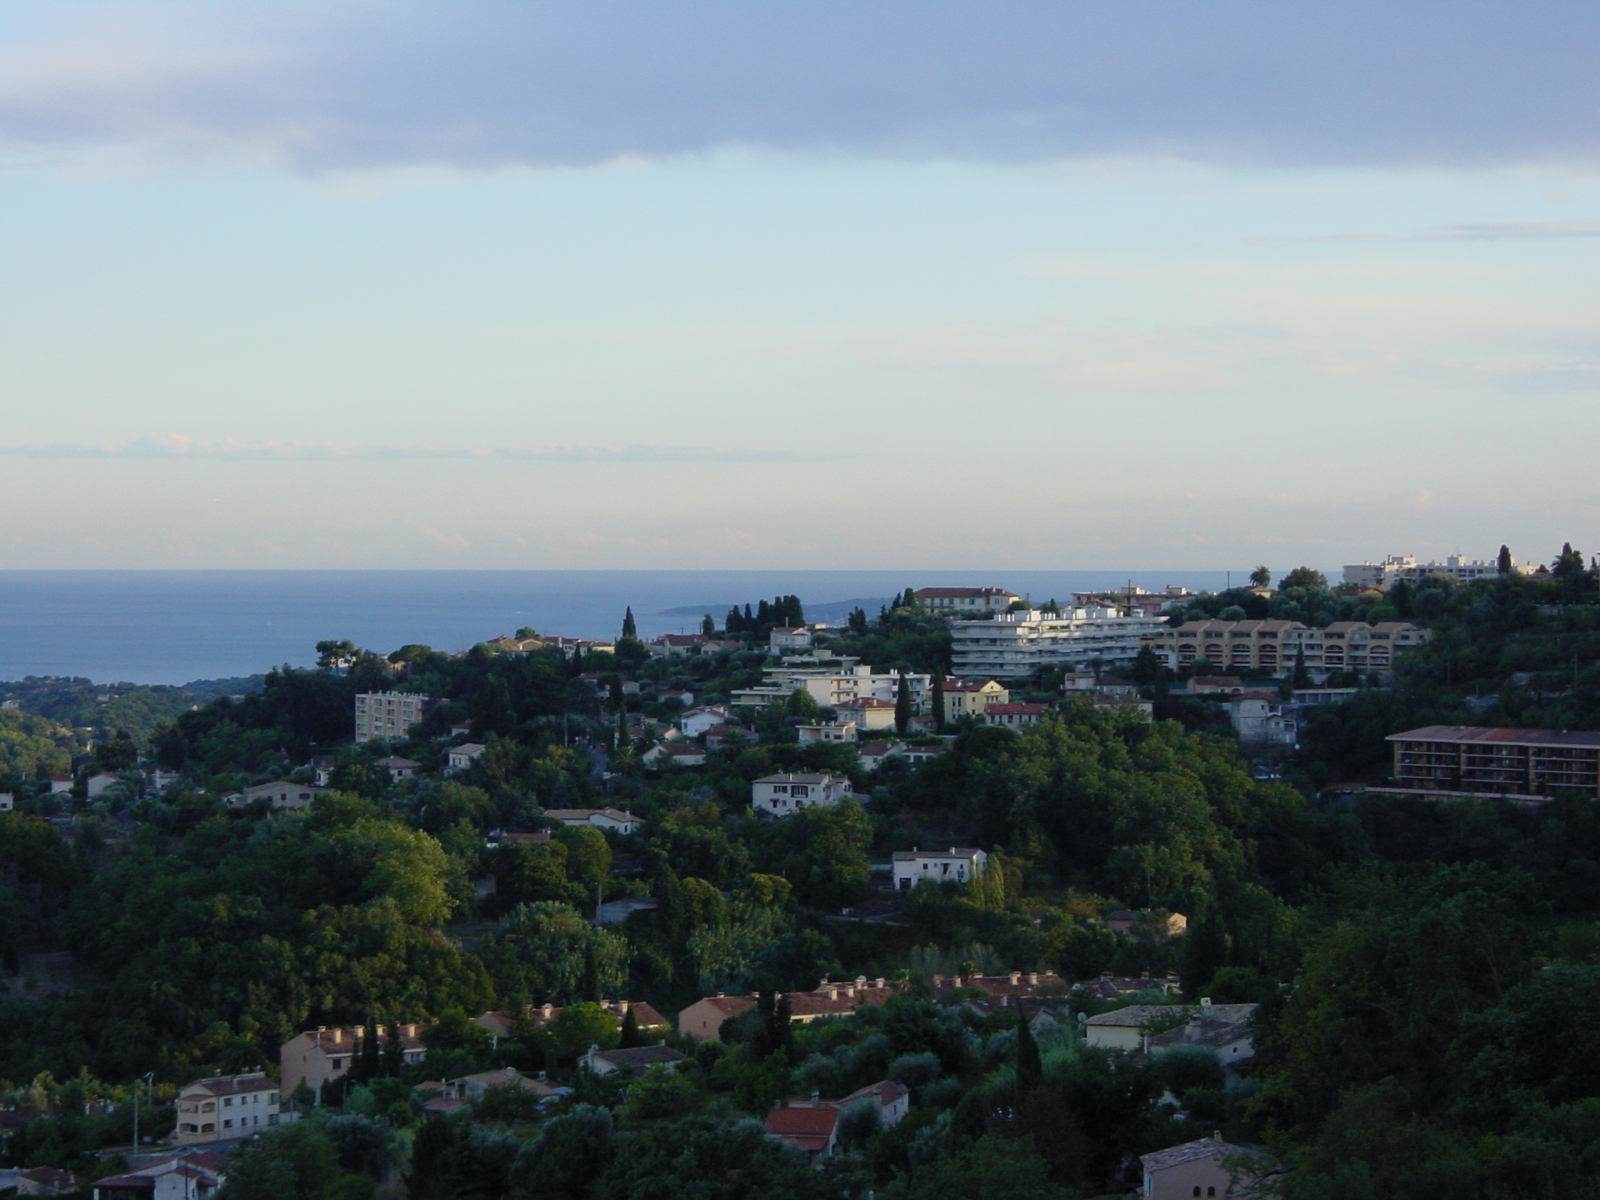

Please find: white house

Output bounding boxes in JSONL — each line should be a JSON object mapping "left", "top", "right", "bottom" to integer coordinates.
{"left": 680, "top": 705, "right": 736, "bottom": 738}
{"left": 447, "top": 743, "right": 487, "bottom": 772}
{"left": 982, "top": 703, "right": 1050, "bottom": 730}
{"left": 752, "top": 774, "right": 851, "bottom": 817}
{"left": 797, "top": 721, "right": 858, "bottom": 745}
{"left": 172, "top": 1073, "right": 293, "bottom": 1145}
{"left": 234, "top": 780, "right": 323, "bottom": 810}
{"left": 544, "top": 807, "right": 642, "bottom": 835}
{"left": 1085, "top": 1002, "right": 1257, "bottom": 1052}
{"left": 641, "top": 741, "right": 707, "bottom": 768}
{"left": 86, "top": 773, "right": 123, "bottom": 799}
{"left": 91, "top": 1152, "right": 229, "bottom": 1200}
{"left": 770, "top": 627, "right": 814, "bottom": 654}
{"left": 1222, "top": 694, "right": 1297, "bottom": 746}
{"left": 1145, "top": 1002, "right": 1259, "bottom": 1073}
{"left": 891, "top": 847, "right": 987, "bottom": 890}
{"left": 376, "top": 755, "right": 420, "bottom": 780}
{"left": 49, "top": 775, "right": 73, "bottom": 794}
{"left": 0, "top": 793, "right": 12, "bottom": 813}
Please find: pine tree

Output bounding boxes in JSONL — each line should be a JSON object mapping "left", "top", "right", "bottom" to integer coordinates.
{"left": 621, "top": 607, "right": 637, "bottom": 640}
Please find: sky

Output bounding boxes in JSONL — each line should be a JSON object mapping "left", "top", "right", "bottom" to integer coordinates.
{"left": 0, "top": 1, "right": 1596, "bottom": 574}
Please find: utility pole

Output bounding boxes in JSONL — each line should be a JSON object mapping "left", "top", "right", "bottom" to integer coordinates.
{"left": 131, "top": 1072, "right": 153, "bottom": 1154}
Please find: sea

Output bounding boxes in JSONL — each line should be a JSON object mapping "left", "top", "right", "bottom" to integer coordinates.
{"left": 0, "top": 570, "right": 1234, "bottom": 686}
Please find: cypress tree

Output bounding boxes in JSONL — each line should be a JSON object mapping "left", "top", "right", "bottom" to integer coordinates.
{"left": 894, "top": 672, "right": 912, "bottom": 735}
{"left": 1015, "top": 1003, "right": 1043, "bottom": 1102}
{"left": 621, "top": 606, "right": 637, "bottom": 640}
{"left": 931, "top": 670, "right": 946, "bottom": 733}
{"left": 383, "top": 1023, "right": 404, "bottom": 1078}
{"left": 357, "top": 1020, "right": 382, "bottom": 1083}
{"left": 619, "top": 1004, "right": 642, "bottom": 1049}
{"left": 726, "top": 606, "right": 743, "bottom": 635}
{"left": 744, "top": 603, "right": 754, "bottom": 626}
{"left": 1497, "top": 544, "right": 1514, "bottom": 574}
{"left": 701, "top": 613, "right": 716, "bottom": 637}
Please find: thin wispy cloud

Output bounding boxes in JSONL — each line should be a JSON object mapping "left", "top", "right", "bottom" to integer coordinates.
{"left": 0, "top": 2, "right": 1596, "bottom": 171}
{"left": 0, "top": 436, "right": 845, "bottom": 464}
{"left": 1422, "top": 223, "right": 1600, "bottom": 241}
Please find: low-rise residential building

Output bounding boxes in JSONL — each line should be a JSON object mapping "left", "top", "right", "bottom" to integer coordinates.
{"left": 172, "top": 1073, "right": 291, "bottom": 1145}
{"left": 48, "top": 775, "right": 73, "bottom": 794}
{"left": 950, "top": 609, "right": 1167, "bottom": 679}
{"left": 1381, "top": 725, "right": 1600, "bottom": 800}
{"left": 770, "top": 626, "right": 814, "bottom": 653}
{"left": 0, "top": 793, "right": 11, "bottom": 813}
{"left": 650, "top": 633, "right": 708, "bottom": 657}
{"left": 751, "top": 774, "right": 852, "bottom": 817}
{"left": 892, "top": 847, "right": 987, "bottom": 890}
{"left": 232, "top": 780, "right": 323, "bottom": 810}
{"left": 16, "top": 1166, "right": 77, "bottom": 1195}
{"left": 834, "top": 698, "right": 898, "bottom": 731}
{"left": 86, "top": 773, "right": 123, "bottom": 799}
{"left": 580, "top": 1044, "right": 687, "bottom": 1078}
{"left": 942, "top": 679, "right": 1009, "bottom": 722}
{"left": 797, "top": 721, "right": 857, "bottom": 745}
{"left": 732, "top": 664, "right": 931, "bottom": 714}
{"left": 1223, "top": 694, "right": 1297, "bottom": 746}
{"left": 447, "top": 743, "right": 487, "bottom": 772}
{"left": 982, "top": 702, "right": 1050, "bottom": 729}
{"left": 678, "top": 977, "right": 894, "bottom": 1042}
{"left": 1072, "top": 585, "right": 1198, "bottom": 617}
{"left": 91, "top": 1152, "right": 229, "bottom": 1200}
{"left": 680, "top": 705, "right": 736, "bottom": 738}
{"left": 544, "top": 807, "right": 641, "bottom": 835}
{"left": 354, "top": 691, "right": 430, "bottom": 743}
{"left": 476, "top": 1000, "right": 669, "bottom": 1041}
{"left": 438, "top": 1067, "right": 560, "bottom": 1103}
{"left": 913, "top": 586, "right": 1021, "bottom": 615}
{"left": 931, "top": 970, "right": 1068, "bottom": 1001}
{"left": 1140, "top": 1137, "right": 1255, "bottom": 1200}
{"left": 764, "top": 1080, "right": 911, "bottom": 1158}
{"left": 376, "top": 755, "right": 419, "bottom": 780}
{"left": 1084, "top": 1002, "right": 1257, "bottom": 1052}
{"left": 1146, "top": 1006, "right": 1257, "bottom": 1073}
{"left": 857, "top": 740, "right": 909, "bottom": 771}
{"left": 641, "top": 741, "right": 707, "bottom": 768}
{"left": 1148, "top": 618, "right": 1428, "bottom": 676}
{"left": 279, "top": 1024, "right": 426, "bottom": 1099}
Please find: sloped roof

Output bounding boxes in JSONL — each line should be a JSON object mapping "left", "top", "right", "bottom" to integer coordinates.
{"left": 1140, "top": 1136, "right": 1247, "bottom": 1173}
{"left": 766, "top": 1104, "right": 840, "bottom": 1152}
{"left": 1087, "top": 1003, "right": 1256, "bottom": 1027}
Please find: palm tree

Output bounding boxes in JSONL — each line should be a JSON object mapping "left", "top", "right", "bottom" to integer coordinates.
{"left": 1249, "top": 565, "right": 1272, "bottom": 589}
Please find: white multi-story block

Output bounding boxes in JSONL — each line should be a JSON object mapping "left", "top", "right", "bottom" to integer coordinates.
{"left": 1343, "top": 553, "right": 1535, "bottom": 589}
{"left": 949, "top": 609, "right": 1166, "bottom": 679}
{"left": 354, "top": 691, "right": 430, "bottom": 742}
{"left": 173, "top": 1073, "right": 294, "bottom": 1145}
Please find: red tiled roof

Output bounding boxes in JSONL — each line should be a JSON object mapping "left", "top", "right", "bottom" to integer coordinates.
{"left": 766, "top": 1104, "right": 839, "bottom": 1151}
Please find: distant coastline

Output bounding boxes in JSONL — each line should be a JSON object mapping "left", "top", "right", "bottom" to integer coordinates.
{"left": 0, "top": 568, "right": 1236, "bottom": 686}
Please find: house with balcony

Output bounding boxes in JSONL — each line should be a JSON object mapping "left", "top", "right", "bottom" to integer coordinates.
{"left": 172, "top": 1073, "right": 292, "bottom": 1146}
{"left": 892, "top": 847, "right": 987, "bottom": 890}
{"left": 752, "top": 774, "right": 852, "bottom": 817}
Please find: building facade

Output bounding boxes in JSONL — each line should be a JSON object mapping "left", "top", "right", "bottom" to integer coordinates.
{"left": 354, "top": 692, "right": 430, "bottom": 742}
{"left": 279, "top": 1025, "right": 426, "bottom": 1099}
{"left": 950, "top": 609, "right": 1167, "bottom": 679}
{"left": 172, "top": 1073, "right": 292, "bottom": 1145}
{"left": 942, "top": 679, "right": 1009, "bottom": 722}
{"left": 1343, "top": 553, "right": 1535, "bottom": 589}
{"left": 913, "top": 586, "right": 1021, "bottom": 615}
{"left": 1147, "top": 619, "right": 1427, "bottom": 676}
{"left": 891, "top": 847, "right": 987, "bottom": 890}
{"left": 1382, "top": 725, "right": 1600, "bottom": 800}
{"left": 751, "top": 774, "right": 852, "bottom": 816}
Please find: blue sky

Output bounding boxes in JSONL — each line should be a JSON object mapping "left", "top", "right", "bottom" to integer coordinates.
{"left": 0, "top": 1, "right": 1595, "bottom": 572}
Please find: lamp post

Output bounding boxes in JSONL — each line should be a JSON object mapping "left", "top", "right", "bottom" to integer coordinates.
{"left": 131, "top": 1072, "right": 154, "bottom": 1155}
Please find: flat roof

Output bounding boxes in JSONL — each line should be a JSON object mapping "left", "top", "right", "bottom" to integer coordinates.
{"left": 1388, "top": 725, "right": 1600, "bottom": 749}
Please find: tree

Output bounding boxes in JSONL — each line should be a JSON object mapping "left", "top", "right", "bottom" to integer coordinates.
{"left": 315, "top": 640, "right": 360, "bottom": 671}
{"left": 848, "top": 607, "right": 868, "bottom": 634}
{"left": 1292, "top": 649, "right": 1311, "bottom": 689}
{"left": 621, "top": 607, "right": 638, "bottom": 640}
{"left": 895, "top": 673, "right": 912, "bottom": 735}
{"left": 1249, "top": 565, "right": 1273, "bottom": 589}
{"left": 931, "top": 671, "right": 946, "bottom": 733}
{"left": 1015, "top": 1006, "right": 1043, "bottom": 1101}
{"left": 701, "top": 613, "right": 716, "bottom": 637}
{"left": 1497, "top": 545, "right": 1514, "bottom": 574}
{"left": 1279, "top": 566, "right": 1329, "bottom": 591}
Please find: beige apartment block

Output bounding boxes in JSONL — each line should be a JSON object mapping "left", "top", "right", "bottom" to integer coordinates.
{"left": 1147, "top": 619, "right": 1427, "bottom": 676}
{"left": 279, "top": 1024, "right": 426, "bottom": 1098}
{"left": 354, "top": 692, "right": 430, "bottom": 742}
{"left": 942, "top": 679, "right": 1008, "bottom": 722}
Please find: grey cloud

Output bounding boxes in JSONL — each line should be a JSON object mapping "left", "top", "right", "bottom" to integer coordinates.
{"left": 1, "top": 2, "right": 1597, "bottom": 170}
{"left": 0, "top": 438, "right": 845, "bottom": 464}
{"left": 1421, "top": 223, "right": 1600, "bottom": 241}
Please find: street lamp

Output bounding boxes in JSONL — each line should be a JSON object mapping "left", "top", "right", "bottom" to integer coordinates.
{"left": 131, "top": 1072, "right": 154, "bottom": 1155}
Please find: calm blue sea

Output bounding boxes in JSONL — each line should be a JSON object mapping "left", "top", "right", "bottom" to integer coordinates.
{"left": 0, "top": 570, "right": 1233, "bottom": 686}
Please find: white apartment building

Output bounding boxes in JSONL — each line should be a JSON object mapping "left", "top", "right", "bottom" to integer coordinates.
{"left": 891, "top": 847, "right": 987, "bottom": 890}
{"left": 173, "top": 1073, "right": 293, "bottom": 1145}
{"left": 1343, "top": 553, "right": 1535, "bottom": 589}
{"left": 1147, "top": 619, "right": 1428, "bottom": 676}
{"left": 949, "top": 609, "right": 1167, "bottom": 679}
{"left": 751, "top": 773, "right": 851, "bottom": 817}
{"left": 732, "top": 665, "right": 931, "bottom": 713}
{"left": 354, "top": 691, "right": 430, "bottom": 742}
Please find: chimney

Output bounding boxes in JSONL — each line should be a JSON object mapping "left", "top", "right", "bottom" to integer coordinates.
{"left": 1185, "top": 1017, "right": 1202, "bottom": 1043}
{"left": 828, "top": 988, "right": 839, "bottom": 1001}
{"left": 1028, "top": 973, "right": 1039, "bottom": 985}
{"left": 875, "top": 977, "right": 886, "bottom": 989}
{"left": 856, "top": 975, "right": 867, "bottom": 988}
{"left": 542, "top": 1004, "right": 554, "bottom": 1018}
{"left": 330, "top": 1029, "right": 341, "bottom": 1044}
